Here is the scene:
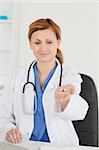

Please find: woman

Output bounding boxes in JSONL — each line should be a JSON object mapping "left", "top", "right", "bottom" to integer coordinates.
{"left": 0, "top": 18, "right": 88, "bottom": 145}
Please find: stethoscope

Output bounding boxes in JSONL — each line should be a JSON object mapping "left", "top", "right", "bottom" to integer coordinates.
{"left": 22, "top": 61, "right": 63, "bottom": 115}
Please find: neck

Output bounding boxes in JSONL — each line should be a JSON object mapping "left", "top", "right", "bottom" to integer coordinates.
{"left": 36, "top": 60, "right": 56, "bottom": 89}
{"left": 37, "top": 60, "right": 56, "bottom": 75}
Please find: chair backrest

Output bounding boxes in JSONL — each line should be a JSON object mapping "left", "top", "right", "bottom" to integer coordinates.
{"left": 73, "top": 73, "right": 98, "bottom": 147}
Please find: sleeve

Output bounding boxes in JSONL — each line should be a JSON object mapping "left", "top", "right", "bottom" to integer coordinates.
{"left": 0, "top": 75, "right": 16, "bottom": 141}
{"left": 54, "top": 65, "right": 89, "bottom": 121}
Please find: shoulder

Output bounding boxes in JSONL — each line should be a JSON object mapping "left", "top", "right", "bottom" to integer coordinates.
{"left": 9, "top": 62, "right": 33, "bottom": 83}
{"left": 13, "top": 66, "right": 27, "bottom": 79}
{"left": 56, "top": 59, "right": 82, "bottom": 84}
{"left": 62, "top": 63, "right": 83, "bottom": 91}
{"left": 62, "top": 64, "right": 80, "bottom": 77}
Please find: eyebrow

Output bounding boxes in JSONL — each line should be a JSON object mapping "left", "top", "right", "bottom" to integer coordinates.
{"left": 34, "top": 39, "right": 41, "bottom": 41}
{"left": 34, "top": 38, "right": 52, "bottom": 41}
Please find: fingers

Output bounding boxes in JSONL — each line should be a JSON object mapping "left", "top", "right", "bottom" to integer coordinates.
{"left": 5, "top": 128, "right": 22, "bottom": 144}
{"left": 55, "top": 84, "right": 75, "bottom": 99}
{"left": 55, "top": 86, "right": 70, "bottom": 101}
{"left": 55, "top": 91, "right": 70, "bottom": 104}
{"left": 60, "top": 85, "right": 75, "bottom": 94}
{"left": 55, "top": 85, "right": 76, "bottom": 111}
{"left": 68, "top": 85, "right": 75, "bottom": 95}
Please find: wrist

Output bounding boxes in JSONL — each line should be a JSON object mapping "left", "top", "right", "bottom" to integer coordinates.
{"left": 60, "top": 99, "right": 70, "bottom": 112}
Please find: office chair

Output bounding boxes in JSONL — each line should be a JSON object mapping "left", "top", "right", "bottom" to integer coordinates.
{"left": 73, "top": 73, "right": 98, "bottom": 147}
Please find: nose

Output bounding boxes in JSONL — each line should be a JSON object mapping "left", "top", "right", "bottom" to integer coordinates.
{"left": 40, "top": 43, "right": 47, "bottom": 51}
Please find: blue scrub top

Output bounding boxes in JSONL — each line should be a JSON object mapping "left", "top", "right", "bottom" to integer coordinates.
{"left": 30, "top": 63, "right": 57, "bottom": 142}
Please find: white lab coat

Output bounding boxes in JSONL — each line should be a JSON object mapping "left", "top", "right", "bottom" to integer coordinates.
{"left": 0, "top": 59, "right": 88, "bottom": 146}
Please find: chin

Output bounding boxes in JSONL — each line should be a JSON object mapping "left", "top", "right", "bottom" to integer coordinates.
{"left": 37, "top": 55, "right": 55, "bottom": 63}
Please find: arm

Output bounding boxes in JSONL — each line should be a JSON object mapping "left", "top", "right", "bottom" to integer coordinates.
{"left": 54, "top": 66, "right": 89, "bottom": 121}
{"left": 0, "top": 75, "right": 22, "bottom": 143}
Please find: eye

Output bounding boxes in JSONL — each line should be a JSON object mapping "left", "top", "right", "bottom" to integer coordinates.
{"left": 34, "top": 42, "right": 41, "bottom": 45}
{"left": 47, "top": 41, "right": 53, "bottom": 44}
{"left": 34, "top": 41, "right": 41, "bottom": 45}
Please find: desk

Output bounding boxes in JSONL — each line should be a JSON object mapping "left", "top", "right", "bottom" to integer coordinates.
{"left": 16, "top": 141, "right": 99, "bottom": 150}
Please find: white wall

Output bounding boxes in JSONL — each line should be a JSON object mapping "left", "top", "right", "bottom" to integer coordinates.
{"left": 16, "top": 2, "right": 98, "bottom": 90}
{"left": 0, "top": 2, "right": 20, "bottom": 93}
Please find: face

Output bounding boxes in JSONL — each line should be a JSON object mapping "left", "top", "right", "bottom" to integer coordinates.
{"left": 29, "top": 28, "right": 60, "bottom": 63}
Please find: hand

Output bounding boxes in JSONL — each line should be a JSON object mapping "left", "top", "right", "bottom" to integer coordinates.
{"left": 55, "top": 84, "right": 75, "bottom": 111}
{"left": 5, "top": 128, "right": 22, "bottom": 144}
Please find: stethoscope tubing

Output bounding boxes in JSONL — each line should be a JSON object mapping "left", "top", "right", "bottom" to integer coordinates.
{"left": 22, "top": 60, "right": 62, "bottom": 114}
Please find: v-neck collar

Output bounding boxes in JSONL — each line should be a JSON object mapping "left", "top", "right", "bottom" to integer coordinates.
{"left": 27, "top": 59, "right": 62, "bottom": 92}
{"left": 33, "top": 63, "right": 57, "bottom": 95}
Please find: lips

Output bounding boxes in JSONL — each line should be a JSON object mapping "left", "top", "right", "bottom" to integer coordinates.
{"left": 39, "top": 53, "right": 50, "bottom": 56}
